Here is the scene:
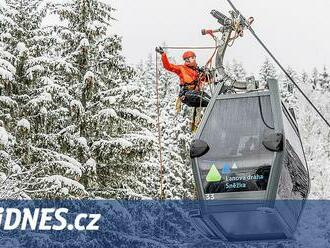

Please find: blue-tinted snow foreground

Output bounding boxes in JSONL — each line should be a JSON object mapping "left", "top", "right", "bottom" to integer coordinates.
{"left": 0, "top": 200, "right": 329, "bottom": 247}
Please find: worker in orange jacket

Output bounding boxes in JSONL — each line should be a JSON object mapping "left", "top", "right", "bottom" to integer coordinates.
{"left": 155, "top": 47, "right": 211, "bottom": 108}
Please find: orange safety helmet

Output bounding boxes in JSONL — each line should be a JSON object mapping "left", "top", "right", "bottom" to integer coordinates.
{"left": 182, "top": 51, "right": 196, "bottom": 60}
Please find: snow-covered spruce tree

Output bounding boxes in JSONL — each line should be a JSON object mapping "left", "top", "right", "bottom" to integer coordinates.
{"left": 0, "top": 1, "right": 16, "bottom": 93}
{"left": 0, "top": 1, "right": 81, "bottom": 199}
{"left": 293, "top": 71, "right": 330, "bottom": 244}
{"left": 154, "top": 51, "right": 195, "bottom": 199}
{"left": 44, "top": 0, "right": 155, "bottom": 199}
{"left": 133, "top": 53, "right": 195, "bottom": 199}
{"left": 279, "top": 66, "right": 299, "bottom": 107}
{"left": 258, "top": 58, "right": 277, "bottom": 88}
{"left": 319, "top": 66, "right": 330, "bottom": 91}
{"left": 311, "top": 67, "right": 320, "bottom": 90}
{"left": 293, "top": 69, "right": 330, "bottom": 199}
{"left": 132, "top": 55, "right": 165, "bottom": 199}
{"left": 309, "top": 69, "right": 330, "bottom": 198}
{"left": 226, "top": 59, "right": 246, "bottom": 81}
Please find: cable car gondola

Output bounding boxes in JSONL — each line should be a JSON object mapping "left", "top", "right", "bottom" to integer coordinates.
{"left": 189, "top": 6, "right": 310, "bottom": 242}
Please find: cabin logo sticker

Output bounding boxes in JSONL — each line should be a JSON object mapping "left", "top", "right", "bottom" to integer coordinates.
{"left": 221, "top": 164, "right": 231, "bottom": 174}
{"left": 206, "top": 164, "right": 221, "bottom": 182}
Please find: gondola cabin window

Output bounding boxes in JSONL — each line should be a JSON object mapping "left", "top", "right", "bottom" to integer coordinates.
{"left": 198, "top": 95, "right": 275, "bottom": 194}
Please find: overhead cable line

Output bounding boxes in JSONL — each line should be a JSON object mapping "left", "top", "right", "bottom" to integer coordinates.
{"left": 226, "top": 0, "right": 330, "bottom": 128}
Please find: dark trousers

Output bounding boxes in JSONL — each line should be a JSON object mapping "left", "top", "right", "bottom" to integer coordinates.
{"left": 179, "top": 88, "right": 211, "bottom": 108}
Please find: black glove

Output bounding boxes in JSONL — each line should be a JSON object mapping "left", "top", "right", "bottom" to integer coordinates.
{"left": 197, "top": 66, "right": 205, "bottom": 73}
{"left": 198, "top": 66, "right": 212, "bottom": 74}
{"left": 155, "top": 46, "right": 164, "bottom": 54}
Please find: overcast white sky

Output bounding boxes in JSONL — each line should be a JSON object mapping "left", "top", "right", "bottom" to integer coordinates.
{"left": 111, "top": 0, "right": 330, "bottom": 75}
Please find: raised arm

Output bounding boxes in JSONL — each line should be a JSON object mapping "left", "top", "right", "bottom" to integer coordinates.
{"left": 161, "top": 53, "right": 181, "bottom": 75}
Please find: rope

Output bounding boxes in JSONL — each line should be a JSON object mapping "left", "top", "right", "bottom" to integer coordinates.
{"left": 155, "top": 52, "right": 164, "bottom": 200}
{"left": 204, "top": 40, "right": 219, "bottom": 68}
{"left": 194, "top": 40, "right": 218, "bottom": 131}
